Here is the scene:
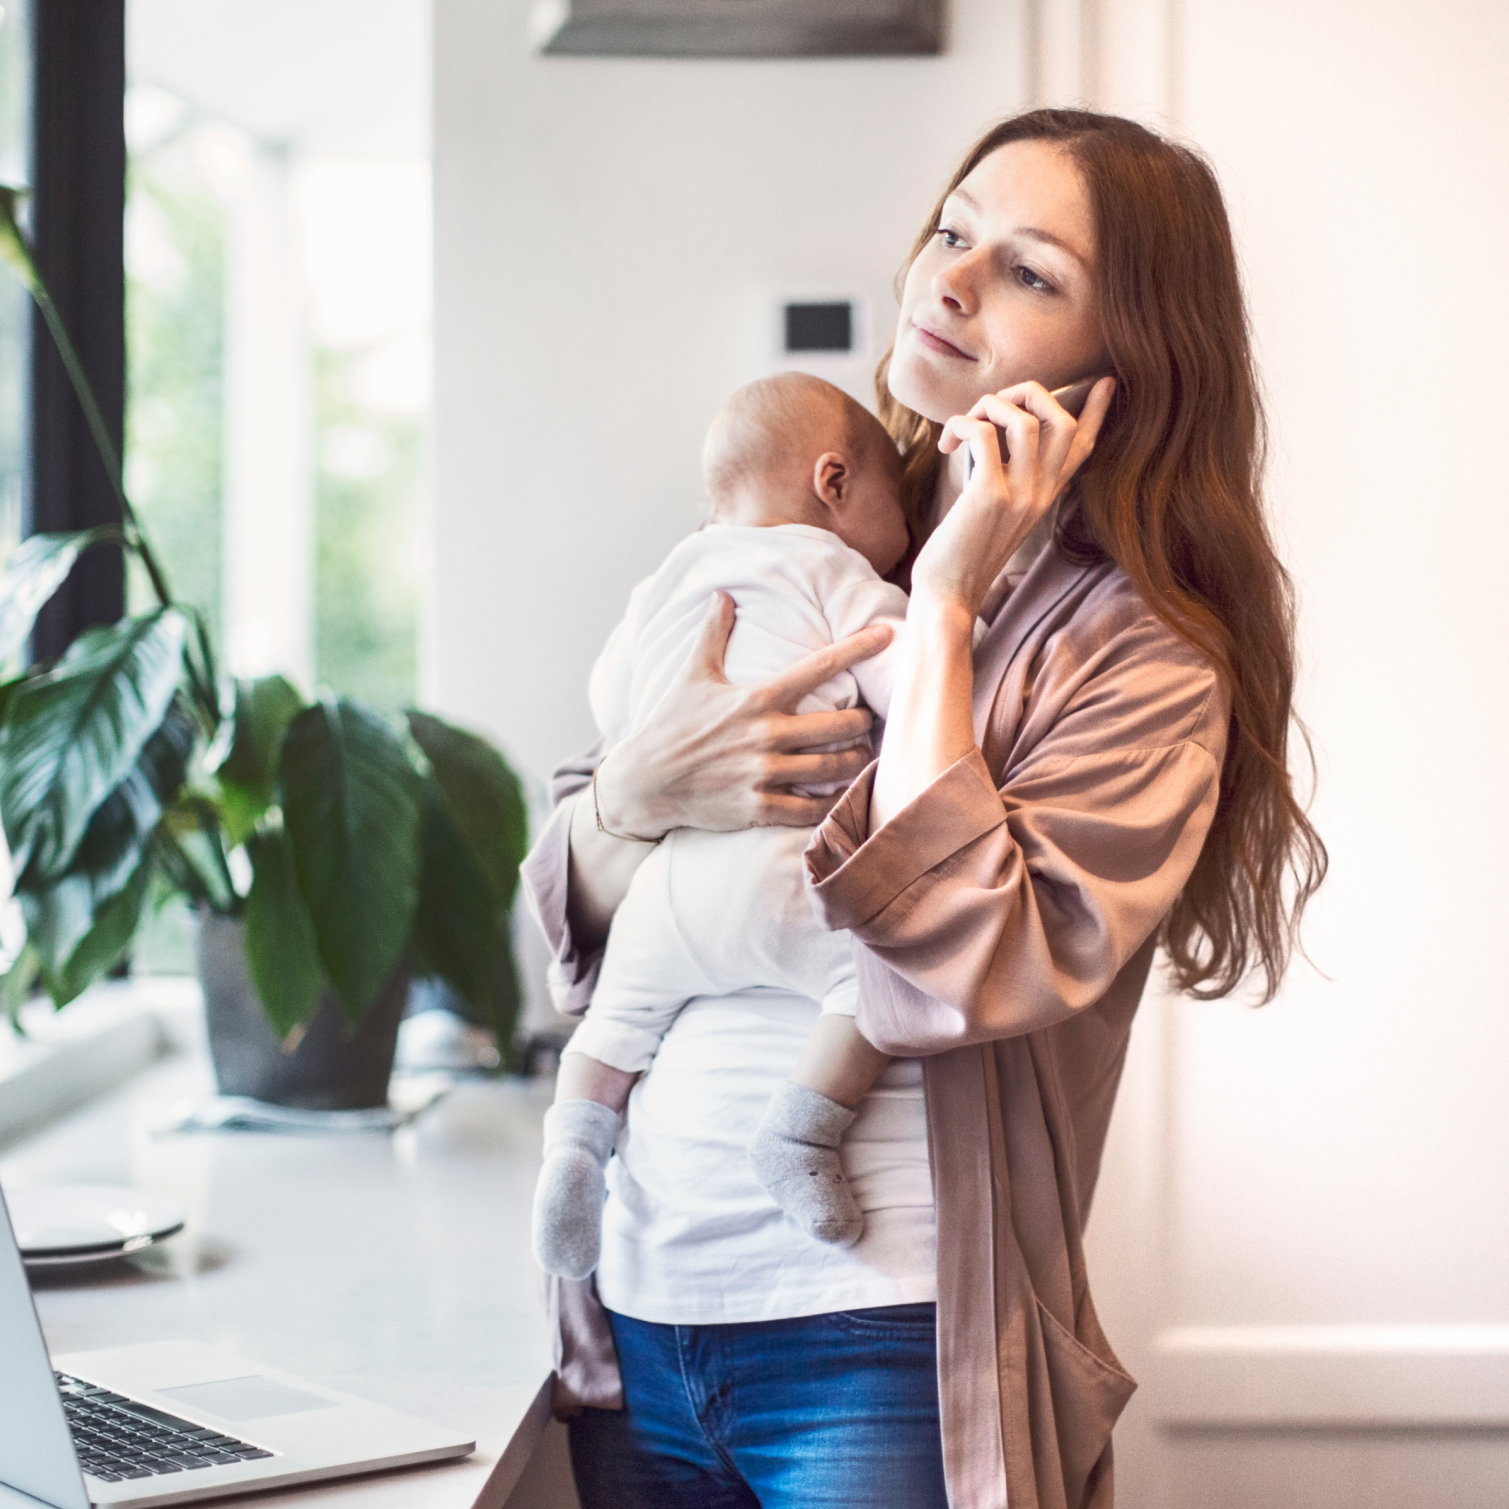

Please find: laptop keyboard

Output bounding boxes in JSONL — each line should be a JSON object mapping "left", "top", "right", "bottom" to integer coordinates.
{"left": 55, "top": 1373, "right": 274, "bottom": 1483}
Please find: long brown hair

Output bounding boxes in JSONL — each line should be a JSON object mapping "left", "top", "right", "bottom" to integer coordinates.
{"left": 877, "top": 109, "right": 1326, "bottom": 1003}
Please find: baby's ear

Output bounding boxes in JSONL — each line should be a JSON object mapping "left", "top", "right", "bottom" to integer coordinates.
{"left": 812, "top": 452, "right": 849, "bottom": 510}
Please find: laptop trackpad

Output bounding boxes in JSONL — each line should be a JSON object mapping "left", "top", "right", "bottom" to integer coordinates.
{"left": 159, "top": 1376, "right": 336, "bottom": 1421}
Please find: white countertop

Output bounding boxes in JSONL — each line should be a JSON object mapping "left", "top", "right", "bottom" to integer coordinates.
{"left": 0, "top": 990, "right": 558, "bottom": 1508}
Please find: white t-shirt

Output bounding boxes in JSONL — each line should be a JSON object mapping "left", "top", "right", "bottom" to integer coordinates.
{"left": 595, "top": 988, "right": 937, "bottom": 1325}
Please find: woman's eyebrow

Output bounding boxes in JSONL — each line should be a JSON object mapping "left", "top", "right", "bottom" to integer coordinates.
{"left": 1016, "top": 227, "right": 1089, "bottom": 267}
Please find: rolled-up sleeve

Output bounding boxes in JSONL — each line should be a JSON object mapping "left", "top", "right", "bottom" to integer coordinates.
{"left": 806, "top": 639, "right": 1226, "bottom": 1054}
{"left": 519, "top": 744, "right": 603, "bottom": 1019}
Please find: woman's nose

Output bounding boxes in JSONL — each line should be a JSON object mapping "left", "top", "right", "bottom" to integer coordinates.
{"left": 932, "top": 253, "right": 977, "bottom": 314}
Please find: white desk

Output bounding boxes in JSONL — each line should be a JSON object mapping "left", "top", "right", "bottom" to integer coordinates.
{"left": 0, "top": 998, "right": 563, "bottom": 1508}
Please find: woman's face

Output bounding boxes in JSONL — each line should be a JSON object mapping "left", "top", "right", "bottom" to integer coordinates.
{"left": 888, "top": 140, "right": 1110, "bottom": 424}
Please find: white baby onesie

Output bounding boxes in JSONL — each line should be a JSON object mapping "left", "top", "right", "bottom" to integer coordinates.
{"left": 566, "top": 523, "right": 908, "bottom": 1075}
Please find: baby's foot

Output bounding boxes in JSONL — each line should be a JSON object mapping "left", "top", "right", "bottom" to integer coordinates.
{"left": 749, "top": 1082, "right": 863, "bottom": 1247}
{"left": 531, "top": 1100, "right": 621, "bottom": 1280}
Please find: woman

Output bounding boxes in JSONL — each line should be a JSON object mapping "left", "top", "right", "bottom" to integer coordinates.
{"left": 522, "top": 109, "right": 1325, "bottom": 1509}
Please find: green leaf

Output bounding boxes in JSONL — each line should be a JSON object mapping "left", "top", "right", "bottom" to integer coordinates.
{"left": 406, "top": 711, "right": 528, "bottom": 909}
{"left": 280, "top": 698, "right": 422, "bottom": 1022}
{"left": 153, "top": 822, "right": 230, "bottom": 912}
{"left": 212, "top": 675, "right": 304, "bottom": 845}
{"left": 2, "top": 945, "right": 40, "bottom": 1033}
{"left": 0, "top": 529, "right": 113, "bottom": 670}
{"left": 244, "top": 829, "right": 325, "bottom": 1037}
{"left": 24, "top": 863, "right": 150, "bottom": 1009}
{"left": 183, "top": 603, "right": 220, "bottom": 722}
{"left": 58, "top": 696, "right": 198, "bottom": 908}
{"left": 216, "top": 674, "right": 304, "bottom": 791}
{"left": 410, "top": 779, "right": 521, "bottom": 1050}
{"left": 18, "top": 875, "right": 93, "bottom": 980}
{"left": 0, "top": 609, "right": 186, "bottom": 883}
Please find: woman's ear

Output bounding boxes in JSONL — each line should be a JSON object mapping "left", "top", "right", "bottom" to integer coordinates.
{"left": 812, "top": 452, "right": 849, "bottom": 514}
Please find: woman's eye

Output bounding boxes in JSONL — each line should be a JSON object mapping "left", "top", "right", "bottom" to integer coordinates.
{"left": 937, "top": 226, "right": 965, "bottom": 249}
{"left": 1017, "top": 265, "right": 1052, "bottom": 293}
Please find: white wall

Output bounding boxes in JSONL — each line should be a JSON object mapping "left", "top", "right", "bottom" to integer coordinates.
{"left": 429, "top": 0, "right": 1032, "bottom": 782}
{"left": 1078, "top": 1, "right": 1509, "bottom": 1503}
{"left": 1164, "top": 0, "right": 1509, "bottom": 1324}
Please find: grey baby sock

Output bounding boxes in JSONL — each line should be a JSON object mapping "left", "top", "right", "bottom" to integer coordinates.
{"left": 532, "top": 1099, "right": 621, "bottom": 1280}
{"left": 748, "top": 1081, "right": 863, "bottom": 1248}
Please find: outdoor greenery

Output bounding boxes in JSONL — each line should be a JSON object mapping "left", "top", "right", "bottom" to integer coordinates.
{"left": 0, "top": 187, "right": 526, "bottom": 1055}
{"left": 123, "top": 128, "right": 421, "bottom": 714}
{"left": 124, "top": 114, "right": 426, "bottom": 970}
{"left": 314, "top": 347, "right": 420, "bottom": 710}
{"left": 123, "top": 164, "right": 225, "bottom": 639}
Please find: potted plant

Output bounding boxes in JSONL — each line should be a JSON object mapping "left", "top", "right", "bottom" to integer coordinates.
{"left": 0, "top": 185, "right": 528, "bottom": 1108}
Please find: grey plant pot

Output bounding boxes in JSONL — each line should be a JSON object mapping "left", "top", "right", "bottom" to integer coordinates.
{"left": 194, "top": 911, "right": 409, "bottom": 1110}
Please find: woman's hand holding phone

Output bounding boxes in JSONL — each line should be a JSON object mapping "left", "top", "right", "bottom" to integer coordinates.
{"left": 913, "top": 376, "right": 1116, "bottom": 621}
{"left": 868, "top": 375, "right": 1114, "bottom": 833}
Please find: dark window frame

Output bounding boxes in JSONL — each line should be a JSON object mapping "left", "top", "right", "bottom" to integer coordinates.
{"left": 24, "top": 0, "right": 127, "bottom": 661}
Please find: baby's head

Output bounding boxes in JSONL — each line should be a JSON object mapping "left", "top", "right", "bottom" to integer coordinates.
{"left": 702, "top": 374, "right": 909, "bottom": 577}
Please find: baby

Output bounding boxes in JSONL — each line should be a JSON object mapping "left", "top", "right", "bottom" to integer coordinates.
{"left": 532, "top": 372, "right": 912, "bottom": 1282}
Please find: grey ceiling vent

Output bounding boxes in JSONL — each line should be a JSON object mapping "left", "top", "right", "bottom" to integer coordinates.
{"left": 529, "top": 0, "right": 944, "bottom": 58}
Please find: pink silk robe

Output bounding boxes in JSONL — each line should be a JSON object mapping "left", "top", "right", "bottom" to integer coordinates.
{"left": 520, "top": 540, "right": 1229, "bottom": 1509}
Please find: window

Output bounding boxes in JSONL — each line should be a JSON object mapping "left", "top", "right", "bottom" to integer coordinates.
{"left": 124, "top": 1, "right": 431, "bottom": 711}
{"left": 0, "top": 0, "right": 28, "bottom": 567}
{"left": 122, "top": 1, "right": 432, "bottom": 968}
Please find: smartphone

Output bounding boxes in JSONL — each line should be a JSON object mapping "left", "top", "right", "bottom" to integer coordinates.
{"left": 962, "top": 376, "right": 1103, "bottom": 480}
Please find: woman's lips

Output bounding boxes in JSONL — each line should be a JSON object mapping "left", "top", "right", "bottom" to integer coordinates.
{"left": 912, "top": 322, "right": 975, "bottom": 361}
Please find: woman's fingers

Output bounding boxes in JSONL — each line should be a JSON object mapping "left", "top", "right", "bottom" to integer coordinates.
{"left": 1054, "top": 375, "right": 1116, "bottom": 491}
{"left": 758, "top": 622, "right": 895, "bottom": 713}
{"left": 766, "top": 706, "right": 874, "bottom": 752}
{"left": 939, "top": 414, "right": 1011, "bottom": 496}
{"left": 970, "top": 391, "right": 1048, "bottom": 498}
{"left": 688, "top": 590, "right": 737, "bottom": 685}
{"left": 961, "top": 377, "right": 1116, "bottom": 505}
{"left": 760, "top": 744, "right": 873, "bottom": 789}
{"left": 940, "top": 408, "right": 1007, "bottom": 463}
{"left": 751, "top": 789, "right": 851, "bottom": 828}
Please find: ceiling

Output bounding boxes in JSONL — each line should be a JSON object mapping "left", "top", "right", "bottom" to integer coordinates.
{"left": 127, "top": 0, "right": 429, "bottom": 158}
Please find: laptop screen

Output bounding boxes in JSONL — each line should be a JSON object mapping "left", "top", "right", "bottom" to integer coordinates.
{"left": 0, "top": 1185, "right": 91, "bottom": 1509}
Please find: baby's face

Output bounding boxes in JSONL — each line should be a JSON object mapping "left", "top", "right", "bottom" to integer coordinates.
{"left": 832, "top": 450, "right": 910, "bottom": 578}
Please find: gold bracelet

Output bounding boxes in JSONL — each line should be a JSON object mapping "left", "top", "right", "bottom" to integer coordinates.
{"left": 591, "top": 757, "right": 656, "bottom": 844}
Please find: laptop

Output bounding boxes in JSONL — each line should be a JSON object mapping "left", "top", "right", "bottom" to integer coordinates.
{"left": 0, "top": 1186, "right": 475, "bottom": 1508}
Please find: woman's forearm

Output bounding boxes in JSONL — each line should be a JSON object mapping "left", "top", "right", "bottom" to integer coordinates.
{"left": 565, "top": 788, "right": 657, "bottom": 951}
{"left": 869, "top": 596, "right": 978, "bottom": 832}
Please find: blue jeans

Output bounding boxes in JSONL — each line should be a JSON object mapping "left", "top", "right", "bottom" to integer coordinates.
{"left": 568, "top": 1304, "right": 949, "bottom": 1509}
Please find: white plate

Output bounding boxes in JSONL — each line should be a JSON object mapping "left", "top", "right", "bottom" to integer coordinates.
{"left": 6, "top": 1184, "right": 186, "bottom": 1269}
